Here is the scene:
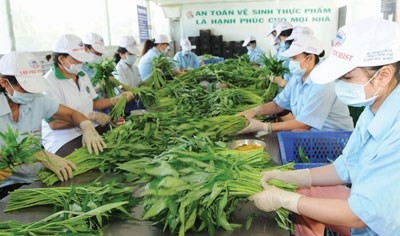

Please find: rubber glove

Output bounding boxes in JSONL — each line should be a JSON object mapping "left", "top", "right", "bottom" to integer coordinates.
{"left": 111, "top": 91, "right": 135, "bottom": 105}
{"left": 39, "top": 151, "right": 77, "bottom": 182}
{"left": 87, "top": 112, "right": 111, "bottom": 126}
{"left": 0, "top": 168, "right": 12, "bottom": 181}
{"left": 79, "top": 120, "right": 106, "bottom": 155}
{"left": 260, "top": 169, "right": 312, "bottom": 189}
{"left": 199, "top": 80, "right": 210, "bottom": 88}
{"left": 215, "top": 82, "right": 229, "bottom": 89}
{"left": 237, "top": 119, "right": 271, "bottom": 135}
{"left": 270, "top": 75, "right": 287, "bottom": 88}
{"left": 236, "top": 106, "right": 261, "bottom": 119}
{"left": 249, "top": 185, "right": 302, "bottom": 214}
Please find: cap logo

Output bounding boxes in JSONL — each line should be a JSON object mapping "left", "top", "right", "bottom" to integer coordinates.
{"left": 29, "top": 60, "right": 40, "bottom": 69}
{"left": 334, "top": 30, "right": 346, "bottom": 47}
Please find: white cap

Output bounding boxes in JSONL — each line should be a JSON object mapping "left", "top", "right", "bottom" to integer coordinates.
{"left": 267, "top": 21, "right": 280, "bottom": 36}
{"left": 52, "top": 34, "right": 92, "bottom": 62}
{"left": 83, "top": 33, "right": 105, "bottom": 54}
{"left": 180, "top": 38, "right": 192, "bottom": 51}
{"left": 242, "top": 36, "right": 256, "bottom": 47}
{"left": 0, "top": 52, "right": 47, "bottom": 93}
{"left": 280, "top": 35, "right": 324, "bottom": 58}
{"left": 119, "top": 36, "right": 139, "bottom": 54}
{"left": 274, "top": 21, "right": 293, "bottom": 41}
{"left": 311, "top": 18, "right": 400, "bottom": 84}
{"left": 286, "top": 26, "right": 314, "bottom": 41}
{"left": 154, "top": 34, "right": 170, "bottom": 44}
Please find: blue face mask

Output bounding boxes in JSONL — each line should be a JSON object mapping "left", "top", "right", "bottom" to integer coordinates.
{"left": 334, "top": 70, "right": 381, "bottom": 107}
{"left": 6, "top": 82, "right": 38, "bottom": 104}
{"left": 288, "top": 57, "right": 308, "bottom": 77}
{"left": 279, "top": 41, "right": 289, "bottom": 51}
{"left": 247, "top": 46, "right": 253, "bottom": 51}
{"left": 274, "top": 44, "right": 280, "bottom": 52}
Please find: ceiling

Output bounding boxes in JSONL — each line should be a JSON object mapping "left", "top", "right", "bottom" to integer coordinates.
{"left": 150, "top": 0, "right": 279, "bottom": 6}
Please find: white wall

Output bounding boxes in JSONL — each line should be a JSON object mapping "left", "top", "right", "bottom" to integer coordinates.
{"left": 179, "top": 0, "right": 339, "bottom": 54}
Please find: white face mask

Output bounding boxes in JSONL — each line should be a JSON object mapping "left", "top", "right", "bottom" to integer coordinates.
{"left": 91, "top": 54, "right": 102, "bottom": 64}
{"left": 62, "top": 58, "right": 82, "bottom": 75}
{"left": 124, "top": 54, "right": 137, "bottom": 65}
{"left": 335, "top": 70, "right": 381, "bottom": 107}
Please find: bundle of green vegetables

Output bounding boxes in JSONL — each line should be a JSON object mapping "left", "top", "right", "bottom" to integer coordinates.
{"left": 0, "top": 201, "right": 128, "bottom": 236}
{"left": 89, "top": 58, "right": 121, "bottom": 98}
{"left": 0, "top": 125, "right": 42, "bottom": 171}
{"left": 258, "top": 52, "right": 291, "bottom": 101}
{"left": 142, "top": 54, "right": 177, "bottom": 90}
{"left": 38, "top": 148, "right": 113, "bottom": 186}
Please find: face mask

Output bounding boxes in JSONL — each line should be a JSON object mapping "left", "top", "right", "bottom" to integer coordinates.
{"left": 163, "top": 46, "right": 170, "bottom": 54}
{"left": 279, "top": 40, "right": 289, "bottom": 50}
{"left": 183, "top": 51, "right": 190, "bottom": 55}
{"left": 91, "top": 54, "right": 102, "bottom": 64}
{"left": 289, "top": 56, "right": 308, "bottom": 77}
{"left": 124, "top": 54, "right": 137, "bottom": 65}
{"left": 274, "top": 44, "right": 280, "bottom": 52}
{"left": 334, "top": 70, "right": 381, "bottom": 107}
{"left": 62, "top": 58, "right": 82, "bottom": 75}
{"left": 246, "top": 46, "right": 253, "bottom": 51}
{"left": 5, "top": 81, "right": 38, "bottom": 104}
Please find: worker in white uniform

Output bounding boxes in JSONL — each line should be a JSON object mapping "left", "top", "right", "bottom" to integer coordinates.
{"left": 242, "top": 36, "right": 264, "bottom": 66}
{"left": 113, "top": 36, "right": 144, "bottom": 112}
{"left": 42, "top": 34, "right": 133, "bottom": 157}
{"left": 0, "top": 52, "right": 104, "bottom": 196}
{"left": 174, "top": 38, "right": 203, "bottom": 72}
{"left": 113, "top": 36, "right": 142, "bottom": 89}
{"left": 237, "top": 35, "right": 354, "bottom": 135}
{"left": 250, "top": 18, "right": 400, "bottom": 236}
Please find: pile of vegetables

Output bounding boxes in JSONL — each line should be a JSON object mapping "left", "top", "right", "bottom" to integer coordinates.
{"left": 30, "top": 54, "right": 299, "bottom": 234}
{"left": 118, "top": 137, "right": 295, "bottom": 235}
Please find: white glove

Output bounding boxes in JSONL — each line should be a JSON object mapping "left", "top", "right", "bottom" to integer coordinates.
{"left": 269, "top": 73, "right": 275, "bottom": 82}
{"left": 215, "top": 82, "right": 228, "bottom": 89}
{"left": 79, "top": 120, "right": 106, "bottom": 155}
{"left": 237, "top": 119, "right": 271, "bottom": 135}
{"left": 260, "top": 169, "right": 312, "bottom": 189}
{"left": 249, "top": 184, "right": 302, "bottom": 214}
{"left": 199, "top": 80, "right": 210, "bottom": 88}
{"left": 111, "top": 91, "right": 135, "bottom": 105}
{"left": 87, "top": 112, "right": 111, "bottom": 126}
{"left": 0, "top": 168, "right": 12, "bottom": 181}
{"left": 39, "top": 151, "right": 77, "bottom": 182}
{"left": 236, "top": 106, "right": 261, "bottom": 119}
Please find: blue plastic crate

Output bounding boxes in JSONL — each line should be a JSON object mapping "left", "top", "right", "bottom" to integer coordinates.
{"left": 203, "top": 57, "right": 224, "bottom": 64}
{"left": 277, "top": 131, "right": 352, "bottom": 169}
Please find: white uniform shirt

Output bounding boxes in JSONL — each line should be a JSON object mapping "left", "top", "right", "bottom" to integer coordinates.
{"left": 41, "top": 65, "right": 98, "bottom": 153}
{"left": 113, "top": 60, "right": 142, "bottom": 88}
